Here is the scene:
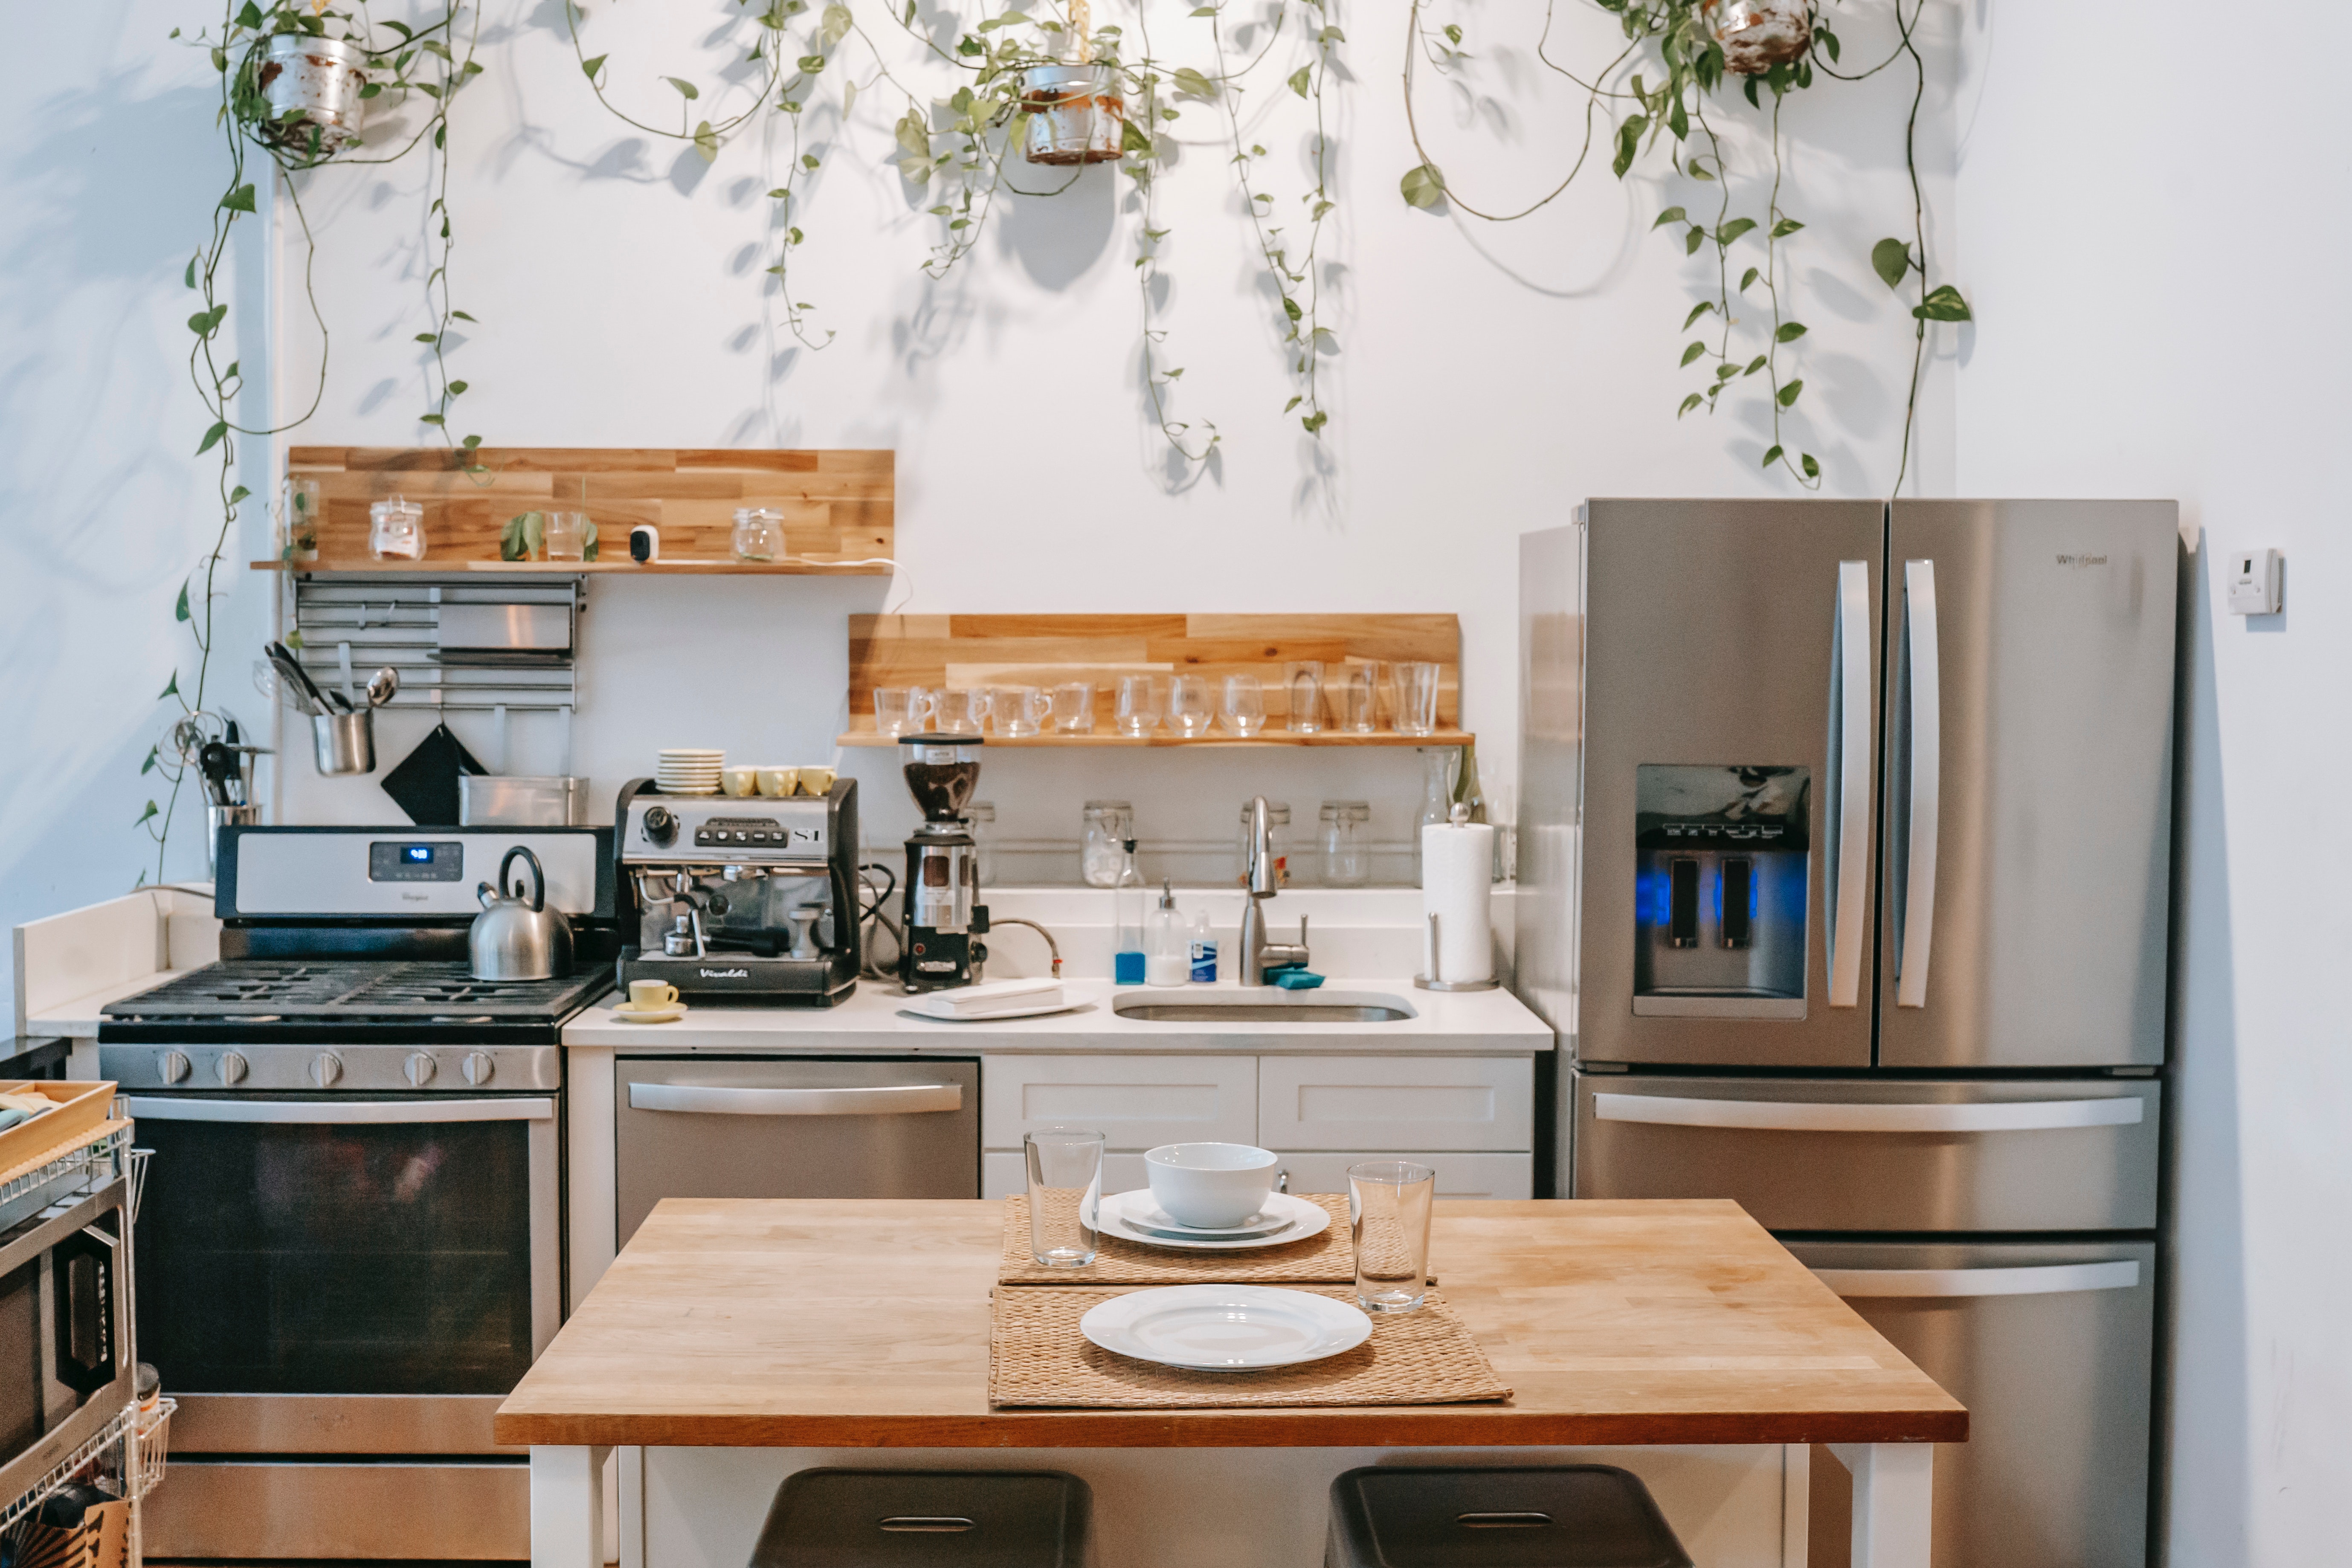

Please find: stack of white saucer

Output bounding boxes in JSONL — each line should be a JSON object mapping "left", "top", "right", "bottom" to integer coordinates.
{"left": 655, "top": 749, "right": 725, "bottom": 794}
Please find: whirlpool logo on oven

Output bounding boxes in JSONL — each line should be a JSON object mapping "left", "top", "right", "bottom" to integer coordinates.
{"left": 2055, "top": 553, "right": 2109, "bottom": 568}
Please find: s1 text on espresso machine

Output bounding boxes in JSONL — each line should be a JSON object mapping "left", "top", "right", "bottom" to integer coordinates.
{"left": 614, "top": 776, "right": 861, "bottom": 1004}
{"left": 899, "top": 733, "right": 989, "bottom": 992}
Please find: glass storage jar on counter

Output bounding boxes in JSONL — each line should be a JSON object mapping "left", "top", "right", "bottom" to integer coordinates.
{"left": 368, "top": 496, "right": 425, "bottom": 560}
{"left": 1081, "top": 800, "right": 1133, "bottom": 888}
{"left": 970, "top": 801, "right": 998, "bottom": 887}
{"left": 1235, "top": 800, "right": 1292, "bottom": 886}
{"left": 1319, "top": 800, "right": 1372, "bottom": 886}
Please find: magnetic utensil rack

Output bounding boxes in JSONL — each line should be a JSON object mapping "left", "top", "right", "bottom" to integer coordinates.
{"left": 838, "top": 613, "right": 1472, "bottom": 748}
{"left": 289, "top": 574, "right": 583, "bottom": 716}
{"left": 0, "top": 1121, "right": 173, "bottom": 1568}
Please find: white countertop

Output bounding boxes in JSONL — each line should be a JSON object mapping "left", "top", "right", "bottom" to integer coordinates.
{"left": 561, "top": 977, "right": 1552, "bottom": 1054}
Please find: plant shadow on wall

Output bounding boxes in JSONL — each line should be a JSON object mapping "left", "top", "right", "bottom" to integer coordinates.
{"left": 143, "top": 0, "right": 490, "bottom": 884}
{"left": 1400, "top": 0, "right": 1965, "bottom": 493}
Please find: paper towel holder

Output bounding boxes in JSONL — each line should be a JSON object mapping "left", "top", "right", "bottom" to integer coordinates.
{"left": 1415, "top": 910, "right": 1500, "bottom": 993}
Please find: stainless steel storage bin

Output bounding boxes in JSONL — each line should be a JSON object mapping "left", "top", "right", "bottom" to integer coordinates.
{"left": 459, "top": 775, "right": 583, "bottom": 827}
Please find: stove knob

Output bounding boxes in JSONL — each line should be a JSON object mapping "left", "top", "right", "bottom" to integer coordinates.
{"left": 160, "top": 1050, "right": 191, "bottom": 1085}
{"left": 218, "top": 1051, "right": 249, "bottom": 1087}
{"left": 462, "top": 1051, "right": 495, "bottom": 1086}
{"left": 406, "top": 1052, "right": 438, "bottom": 1086}
{"left": 310, "top": 1052, "right": 344, "bottom": 1087}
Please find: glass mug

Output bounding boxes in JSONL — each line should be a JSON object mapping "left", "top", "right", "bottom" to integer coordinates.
{"left": 1050, "top": 681, "right": 1095, "bottom": 734}
{"left": 915, "top": 686, "right": 984, "bottom": 737}
{"left": 1220, "top": 674, "right": 1266, "bottom": 738}
{"left": 873, "top": 687, "right": 915, "bottom": 737}
{"left": 992, "top": 685, "right": 1051, "bottom": 738}
{"left": 1168, "top": 674, "right": 1214, "bottom": 738}
{"left": 1114, "top": 675, "right": 1159, "bottom": 737}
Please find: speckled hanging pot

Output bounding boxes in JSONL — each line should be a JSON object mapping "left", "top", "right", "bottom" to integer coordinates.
{"left": 1704, "top": 0, "right": 1813, "bottom": 75}
{"left": 255, "top": 33, "right": 370, "bottom": 154}
{"left": 1018, "top": 64, "right": 1125, "bottom": 165}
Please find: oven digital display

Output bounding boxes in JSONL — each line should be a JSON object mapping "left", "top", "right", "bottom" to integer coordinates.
{"left": 368, "top": 842, "right": 464, "bottom": 882}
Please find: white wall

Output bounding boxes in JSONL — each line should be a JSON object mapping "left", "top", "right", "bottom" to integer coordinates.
{"left": 1952, "top": 4, "right": 2347, "bottom": 1562}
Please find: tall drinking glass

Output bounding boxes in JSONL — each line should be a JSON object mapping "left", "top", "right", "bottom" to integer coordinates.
{"left": 1026, "top": 1127, "right": 1106, "bottom": 1267}
{"left": 1219, "top": 674, "right": 1266, "bottom": 737}
{"left": 1392, "top": 661, "right": 1442, "bottom": 736}
{"left": 1348, "top": 1159, "right": 1435, "bottom": 1312}
{"left": 1168, "top": 674, "right": 1214, "bottom": 738}
{"left": 1114, "top": 675, "right": 1159, "bottom": 737}
{"left": 1285, "top": 661, "right": 1325, "bottom": 733}
{"left": 1335, "top": 663, "right": 1380, "bottom": 733}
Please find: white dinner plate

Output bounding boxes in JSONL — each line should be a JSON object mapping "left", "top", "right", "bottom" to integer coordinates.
{"left": 1081, "top": 1284, "right": 1369, "bottom": 1371}
{"left": 898, "top": 997, "right": 1090, "bottom": 1023}
{"left": 1094, "top": 1188, "right": 1330, "bottom": 1251}
{"left": 610, "top": 1003, "right": 687, "bottom": 1024}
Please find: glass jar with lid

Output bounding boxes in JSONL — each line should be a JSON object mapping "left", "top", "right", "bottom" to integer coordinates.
{"left": 1318, "top": 800, "right": 1372, "bottom": 887}
{"left": 1080, "top": 800, "right": 1133, "bottom": 888}
{"left": 1234, "top": 800, "right": 1292, "bottom": 886}
{"left": 367, "top": 495, "right": 425, "bottom": 560}
{"left": 732, "top": 506, "right": 786, "bottom": 562}
{"left": 970, "top": 801, "right": 998, "bottom": 887}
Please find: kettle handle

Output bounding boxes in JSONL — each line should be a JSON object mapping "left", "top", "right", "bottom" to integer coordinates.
{"left": 499, "top": 845, "right": 548, "bottom": 913}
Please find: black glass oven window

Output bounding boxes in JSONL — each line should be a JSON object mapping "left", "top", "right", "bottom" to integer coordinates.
{"left": 134, "top": 1116, "right": 534, "bottom": 1395}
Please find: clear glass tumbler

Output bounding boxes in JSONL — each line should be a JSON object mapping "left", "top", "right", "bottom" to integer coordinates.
{"left": 1320, "top": 800, "right": 1371, "bottom": 886}
{"left": 544, "top": 510, "right": 589, "bottom": 562}
{"left": 1220, "top": 674, "right": 1266, "bottom": 737}
{"left": 1114, "top": 675, "right": 1158, "bottom": 737}
{"left": 873, "top": 687, "right": 915, "bottom": 736}
{"left": 1335, "top": 662, "right": 1380, "bottom": 733}
{"left": 1051, "top": 681, "right": 1095, "bottom": 734}
{"left": 1081, "top": 800, "right": 1134, "bottom": 887}
{"left": 1168, "top": 674, "right": 1214, "bottom": 738}
{"left": 1285, "top": 661, "right": 1325, "bottom": 733}
{"left": 1393, "top": 661, "right": 1442, "bottom": 736}
{"left": 1027, "top": 1127, "right": 1105, "bottom": 1267}
{"left": 1348, "top": 1159, "right": 1436, "bottom": 1312}
{"left": 732, "top": 506, "right": 786, "bottom": 562}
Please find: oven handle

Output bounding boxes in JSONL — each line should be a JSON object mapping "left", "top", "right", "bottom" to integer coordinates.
{"left": 628, "top": 1082, "right": 964, "bottom": 1116}
{"left": 122, "top": 1096, "right": 554, "bottom": 1125}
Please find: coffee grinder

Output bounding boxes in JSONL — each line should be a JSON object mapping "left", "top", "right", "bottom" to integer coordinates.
{"left": 899, "top": 733, "right": 989, "bottom": 991}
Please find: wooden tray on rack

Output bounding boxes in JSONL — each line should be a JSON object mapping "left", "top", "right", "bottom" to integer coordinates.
{"left": 0, "top": 1083, "right": 116, "bottom": 1177}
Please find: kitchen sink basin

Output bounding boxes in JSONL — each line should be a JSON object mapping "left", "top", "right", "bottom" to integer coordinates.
{"left": 1112, "top": 989, "right": 1418, "bottom": 1024}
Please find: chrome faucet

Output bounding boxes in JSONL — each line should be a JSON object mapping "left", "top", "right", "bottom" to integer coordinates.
{"left": 1239, "top": 795, "right": 1310, "bottom": 985}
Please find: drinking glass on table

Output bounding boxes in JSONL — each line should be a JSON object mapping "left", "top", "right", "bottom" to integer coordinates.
{"left": 1026, "top": 1127, "right": 1106, "bottom": 1267}
{"left": 1348, "top": 1159, "right": 1435, "bottom": 1312}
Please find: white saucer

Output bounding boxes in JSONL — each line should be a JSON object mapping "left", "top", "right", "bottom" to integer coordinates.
{"left": 611, "top": 1003, "right": 687, "bottom": 1024}
{"left": 1080, "top": 1284, "right": 1369, "bottom": 1371}
{"left": 1096, "top": 1188, "right": 1330, "bottom": 1251}
{"left": 898, "top": 998, "right": 1090, "bottom": 1023}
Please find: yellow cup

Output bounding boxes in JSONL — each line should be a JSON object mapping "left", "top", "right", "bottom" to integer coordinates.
{"left": 626, "top": 980, "right": 679, "bottom": 1010}
{"left": 797, "top": 766, "right": 837, "bottom": 797}
{"left": 757, "top": 766, "right": 799, "bottom": 798}
{"left": 720, "top": 765, "right": 759, "bottom": 798}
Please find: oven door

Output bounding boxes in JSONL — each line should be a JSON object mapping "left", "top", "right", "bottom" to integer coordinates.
{"left": 120, "top": 1094, "right": 559, "bottom": 1456}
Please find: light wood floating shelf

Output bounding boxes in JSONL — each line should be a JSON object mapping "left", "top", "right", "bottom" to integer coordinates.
{"left": 840, "top": 613, "right": 1465, "bottom": 749}
{"left": 254, "top": 446, "right": 894, "bottom": 575}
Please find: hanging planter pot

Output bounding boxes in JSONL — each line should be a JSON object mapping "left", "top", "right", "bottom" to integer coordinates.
{"left": 1019, "top": 64, "right": 1125, "bottom": 166}
{"left": 1703, "top": 0, "right": 1813, "bottom": 75}
{"left": 255, "top": 34, "right": 371, "bottom": 155}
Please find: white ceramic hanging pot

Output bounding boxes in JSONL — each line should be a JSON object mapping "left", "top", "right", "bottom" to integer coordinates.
{"left": 1704, "top": 0, "right": 1813, "bottom": 75}
{"left": 255, "top": 33, "right": 371, "bottom": 154}
{"left": 1019, "top": 64, "right": 1125, "bottom": 165}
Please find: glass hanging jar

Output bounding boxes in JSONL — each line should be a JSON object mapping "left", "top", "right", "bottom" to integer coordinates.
{"left": 1703, "top": 0, "right": 1812, "bottom": 74}
{"left": 732, "top": 507, "right": 786, "bottom": 562}
{"left": 1318, "top": 800, "right": 1372, "bottom": 887}
{"left": 1081, "top": 800, "right": 1133, "bottom": 888}
{"left": 367, "top": 495, "right": 425, "bottom": 560}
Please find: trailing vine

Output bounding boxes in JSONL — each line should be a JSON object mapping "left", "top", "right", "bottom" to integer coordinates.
{"left": 1398, "top": 0, "right": 1969, "bottom": 493}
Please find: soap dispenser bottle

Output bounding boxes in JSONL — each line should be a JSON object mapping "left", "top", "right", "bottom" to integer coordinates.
{"left": 1188, "top": 906, "right": 1218, "bottom": 984}
{"left": 1112, "top": 839, "right": 1147, "bottom": 985}
{"left": 1146, "top": 881, "right": 1189, "bottom": 986}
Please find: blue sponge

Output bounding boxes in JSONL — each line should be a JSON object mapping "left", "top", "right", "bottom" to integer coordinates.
{"left": 1269, "top": 968, "right": 1327, "bottom": 990}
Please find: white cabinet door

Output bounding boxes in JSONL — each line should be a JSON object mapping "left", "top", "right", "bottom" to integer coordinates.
{"left": 1259, "top": 1056, "right": 1533, "bottom": 1151}
{"left": 1268, "top": 1151, "right": 1534, "bottom": 1200}
{"left": 982, "top": 1055, "right": 1258, "bottom": 1152}
{"left": 983, "top": 1150, "right": 1152, "bottom": 1199}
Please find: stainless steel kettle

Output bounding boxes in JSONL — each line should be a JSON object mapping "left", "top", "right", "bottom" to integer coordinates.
{"left": 470, "top": 846, "right": 573, "bottom": 981}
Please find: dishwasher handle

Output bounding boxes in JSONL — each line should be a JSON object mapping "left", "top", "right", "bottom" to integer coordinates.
{"left": 628, "top": 1081, "right": 964, "bottom": 1117}
{"left": 1813, "top": 1260, "right": 2141, "bottom": 1298}
{"left": 1593, "top": 1092, "right": 2145, "bottom": 1133}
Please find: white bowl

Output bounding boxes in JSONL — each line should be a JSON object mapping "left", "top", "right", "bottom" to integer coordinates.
{"left": 1144, "top": 1142, "right": 1280, "bottom": 1229}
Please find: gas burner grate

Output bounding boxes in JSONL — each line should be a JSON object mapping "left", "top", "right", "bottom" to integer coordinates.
{"left": 105, "top": 960, "right": 608, "bottom": 1022}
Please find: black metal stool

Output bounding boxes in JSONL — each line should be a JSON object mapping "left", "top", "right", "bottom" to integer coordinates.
{"left": 1325, "top": 1466, "right": 1691, "bottom": 1568}
{"left": 750, "top": 1468, "right": 1093, "bottom": 1568}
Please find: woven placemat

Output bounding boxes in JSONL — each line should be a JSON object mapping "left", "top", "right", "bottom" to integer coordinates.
{"left": 988, "top": 1284, "right": 1510, "bottom": 1409}
{"left": 1000, "top": 1193, "right": 1354, "bottom": 1285}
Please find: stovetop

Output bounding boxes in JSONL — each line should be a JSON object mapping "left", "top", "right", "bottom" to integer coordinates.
{"left": 98, "top": 960, "right": 612, "bottom": 1046}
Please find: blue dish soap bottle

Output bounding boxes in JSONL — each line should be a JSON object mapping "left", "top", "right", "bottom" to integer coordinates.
{"left": 1113, "top": 838, "right": 1147, "bottom": 985}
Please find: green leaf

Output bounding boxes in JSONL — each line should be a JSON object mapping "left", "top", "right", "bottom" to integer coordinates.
{"left": 1172, "top": 66, "right": 1217, "bottom": 100}
{"left": 1801, "top": 452, "right": 1821, "bottom": 479}
{"left": 821, "top": 3, "right": 853, "bottom": 42}
{"left": 228, "top": 484, "right": 250, "bottom": 504}
{"left": 1762, "top": 444, "right": 1784, "bottom": 468}
{"left": 1684, "top": 225, "right": 1704, "bottom": 256}
{"left": 447, "top": 380, "right": 468, "bottom": 396}
{"left": 158, "top": 671, "right": 180, "bottom": 700}
{"left": 1744, "top": 355, "right": 1767, "bottom": 376}
{"left": 195, "top": 420, "right": 228, "bottom": 455}
{"left": 693, "top": 120, "right": 719, "bottom": 162}
{"left": 1740, "top": 266, "right": 1760, "bottom": 291}
{"left": 1301, "top": 409, "right": 1328, "bottom": 435}
{"left": 1682, "top": 301, "right": 1714, "bottom": 330}
{"left": 234, "top": 0, "right": 262, "bottom": 26}
{"left": 451, "top": 310, "right": 478, "bottom": 323}
{"left": 1913, "top": 284, "right": 1973, "bottom": 322}
{"left": 1717, "top": 217, "right": 1757, "bottom": 246}
{"left": 415, "top": 332, "right": 440, "bottom": 345}
{"left": 174, "top": 582, "right": 191, "bottom": 621}
{"left": 1399, "top": 162, "right": 1445, "bottom": 210}
{"left": 1771, "top": 217, "right": 1804, "bottom": 239}
{"left": 1777, "top": 378, "right": 1804, "bottom": 407}
{"left": 1287, "top": 65, "right": 1311, "bottom": 96}
{"left": 141, "top": 747, "right": 158, "bottom": 776}
{"left": 581, "top": 53, "right": 607, "bottom": 81}
{"left": 1679, "top": 340, "right": 1706, "bottom": 367}
{"left": 1775, "top": 321, "right": 1807, "bottom": 342}
{"left": 183, "top": 256, "right": 198, "bottom": 289}
{"left": 1871, "top": 237, "right": 1912, "bottom": 290}
{"left": 1819, "top": 27, "right": 1841, "bottom": 62}
{"left": 1677, "top": 392, "right": 1704, "bottom": 417}
{"left": 1611, "top": 113, "right": 1647, "bottom": 179}
{"left": 136, "top": 800, "right": 160, "bottom": 827}
{"left": 664, "top": 76, "right": 700, "bottom": 100}
{"left": 220, "top": 183, "right": 257, "bottom": 214}
{"left": 501, "top": 512, "right": 546, "bottom": 562}
{"left": 1653, "top": 206, "right": 1686, "bottom": 229}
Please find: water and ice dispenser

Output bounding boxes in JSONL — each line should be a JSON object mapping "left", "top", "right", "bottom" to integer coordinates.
{"left": 1632, "top": 764, "right": 1809, "bottom": 1018}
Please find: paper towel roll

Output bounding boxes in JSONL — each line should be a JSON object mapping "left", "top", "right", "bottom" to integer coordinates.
{"left": 1421, "top": 819, "right": 1495, "bottom": 985}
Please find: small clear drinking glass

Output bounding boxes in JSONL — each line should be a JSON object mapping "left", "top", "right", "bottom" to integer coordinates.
{"left": 1335, "top": 662, "right": 1381, "bottom": 733}
{"left": 543, "top": 510, "right": 589, "bottom": 562}
{"left": 1050, "top": 681, "right": 1096, "bottom": 734}
{"left": 1026, "top": 1127, "right": 1106, "bottom": 1268}
{"left": 1220, "top": 674, "right": 1267, "bottom": 737}
{"left": 1348, "top": 1159, "right": 1436, "bottom": 1313}
{"left": 732, "top": 506, "right": 786, "bottom": 562}
{"left": 1114, "top": 675, "right": 1159, "bottom": 737}
{"left": 928, "top": 687, "right": 985, "bottom": 737}
{"left": 993, "top": 686, "right": 1051, "bottom": 738}
{"left": 1168, "top": 674, "right": 1214, "bottom": 738}
{"left": 1392, "top": 661, "right": 1442, "bottom": 736}
{"left": 1285, "top": 661, "right": 1325, "bottom": 733}
{"left": 873, "top": 687, "right": 916, "bottom": 737}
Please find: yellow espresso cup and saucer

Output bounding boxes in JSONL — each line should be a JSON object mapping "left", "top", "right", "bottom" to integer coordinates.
{"left": 614, "top": 979, "right": 687, "bottom": 1024}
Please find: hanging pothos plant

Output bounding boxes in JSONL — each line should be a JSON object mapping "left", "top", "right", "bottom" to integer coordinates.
{"left": 562, "top": 0, "right": 1341, "bottom": 461}
{"left": 143, "top": 0, "right": 484, "bottom": 884}
{"left": 1399, "top": 0, "right": 1967, "bottom": 494}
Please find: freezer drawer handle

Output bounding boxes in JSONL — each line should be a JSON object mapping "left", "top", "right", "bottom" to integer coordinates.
{"left": 1827, "top": 559, "right": 1874, "bottom": 1009}
{"left": 1813, "top": 1260, "right": 2140, "bottom": 1298}
{"left": 1897, "top": 558, "right": 1941, "bottom": 1009}
{"left": 628, "top": 1082, "right": 964, "bottom": 1116}
{"left": 1592, "top": 1092, "right": 2144, "bottom": 1133}
{"left": 123, "top": 1096, "right": 554, "bottom": 1125}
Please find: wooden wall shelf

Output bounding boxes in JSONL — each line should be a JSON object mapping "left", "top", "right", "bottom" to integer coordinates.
{"left": 840, "top": 614, "right": 1465, "bottom": 748}
{"left": 253, "top": 447, "right": 894, "bottom": 575}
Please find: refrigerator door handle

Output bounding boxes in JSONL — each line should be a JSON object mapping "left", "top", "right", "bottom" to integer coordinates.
{"left": 1897, "top": 557, "right": 1941, "bottom": 1008}
{"left": 1592, "top": 1092, "right": 2145, "bottom": 1133}
{"left": 1812, "top": 1260, "right": 2141, "bottom": 1298}
{"left": 1829, "top": 558, "right": 1873, "bottom": 1008}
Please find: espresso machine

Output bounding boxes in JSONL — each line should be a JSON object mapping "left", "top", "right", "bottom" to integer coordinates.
{"left": 899, "top": 734, "right": 989, "bottom": 992}
{"left": 615, "top": 777, "right": 860, "bottom": 1004}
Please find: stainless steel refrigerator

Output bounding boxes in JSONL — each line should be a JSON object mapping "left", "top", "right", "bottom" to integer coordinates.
{"left": 1515, "top": 498, "right": 2178, "bottom": 1568}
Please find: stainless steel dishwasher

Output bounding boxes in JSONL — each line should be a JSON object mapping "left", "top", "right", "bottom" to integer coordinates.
{"left": 615, "top": 1057, "right": 980, "bottom": 1244}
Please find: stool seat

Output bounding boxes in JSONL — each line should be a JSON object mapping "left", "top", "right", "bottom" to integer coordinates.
{"left": 1325, "top": 1466, "right": 1691, "bottom": 1568}
{"left": 751, "top": 1469, "right": 1092, "bottom": 1568}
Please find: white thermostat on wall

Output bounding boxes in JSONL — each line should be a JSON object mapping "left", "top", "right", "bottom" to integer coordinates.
{"left": 2226, "top": 548, "right": 2282, "bottom": 615}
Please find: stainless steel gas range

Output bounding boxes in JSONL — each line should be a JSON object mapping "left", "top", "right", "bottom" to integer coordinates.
{"left": 97, "top": 826, "right": 616, "bottom": 1562}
